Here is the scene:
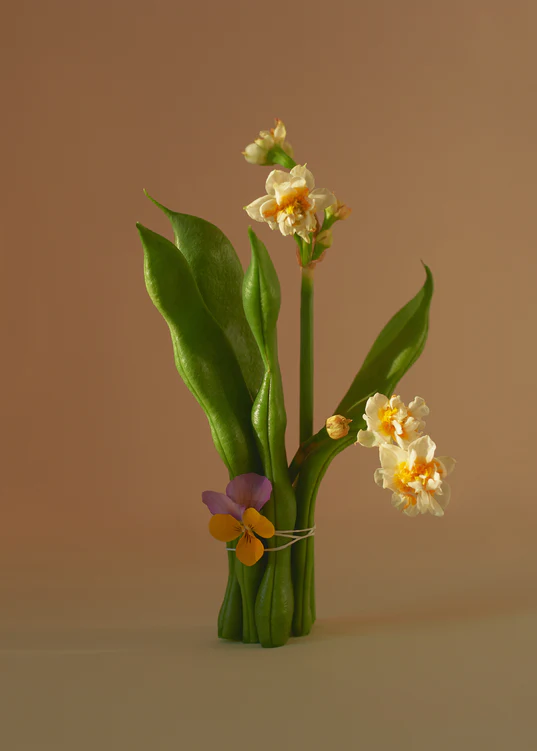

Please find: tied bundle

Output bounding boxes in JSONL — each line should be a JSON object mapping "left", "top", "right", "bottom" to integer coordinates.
{"left": 137, "top": 119, "right": 455, "bottom": 648}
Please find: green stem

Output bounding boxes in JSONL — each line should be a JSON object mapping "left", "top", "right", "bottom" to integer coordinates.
{"left": 268, "top": 146, "right": 296, "bottom": 169}
{"left": 300, "top": 266, "right": 315, "bottom": 444}
{"left": 218, "top": 551, "right": 243, "bottom": 641}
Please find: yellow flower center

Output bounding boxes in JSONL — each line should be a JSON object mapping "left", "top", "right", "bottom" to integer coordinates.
{"left": 396, "top": 460, "right": 441, "bottom": 492}
{"left": 378, "top": 405, "right": 399, "bottom": 438}
{"left": 264, "top": 187, "right": 311, "bottom": 219}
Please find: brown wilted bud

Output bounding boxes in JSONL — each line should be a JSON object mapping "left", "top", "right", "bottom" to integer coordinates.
{"left": 325, "top": 414, "right": 353, "bottom": 439}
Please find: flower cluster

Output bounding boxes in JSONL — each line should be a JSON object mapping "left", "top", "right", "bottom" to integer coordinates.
{"left": 356, "top": 393, "right": 455, "bottom": 517}
{"left": 243, "top": 119, "right": 350, "bottom": 259}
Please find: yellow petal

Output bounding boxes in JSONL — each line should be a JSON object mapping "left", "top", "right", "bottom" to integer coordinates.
{"left": 242, "top": 507, "right": 275, "bottom": 539}
{"left": 209, "top": 514, "right": 242, "bottom": 543}
{"left": 236, "top": 532, "right": 265, "bottom": 566}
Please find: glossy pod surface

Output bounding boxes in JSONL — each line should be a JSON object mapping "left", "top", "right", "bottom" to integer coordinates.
{"left": 138, "top": 219, "right": 265, "bottom": 641}
{"left": 243, "top": 229, "right": 297, "bottom": 648}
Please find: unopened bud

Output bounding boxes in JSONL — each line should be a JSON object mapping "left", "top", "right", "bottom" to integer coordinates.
{"left": 325, "top": 415, "right": 353, "bottom": 439}
{"left": 315, "top": 228, "right": 333, "bottom": 250}
{"left": 243, "top": 141, "right": 270, "bottom": 165}
{"left": 326, "top": 199, "right": 352, "bottom": 222}
{"left": 242, "top": 119, "right": 294, "bottom": 166}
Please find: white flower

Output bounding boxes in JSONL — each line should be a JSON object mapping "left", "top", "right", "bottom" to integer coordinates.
{"left": 243, "top": 119, "right": 294, "bottom": 165}
{"left": 244, "top": 165, "right": 336, "bottom": 242}
{"left": 356, "top": 393, "right": 429, "bottom": 449}
{"left": 374, "top": 435, "right": 455, "bottom": 517}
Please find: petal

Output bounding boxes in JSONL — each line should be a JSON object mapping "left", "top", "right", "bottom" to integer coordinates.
{"left": 393, "top": 420, "right": 404, "bottom": 436}
{"left": 245, "top": 195, "right": 271, "bottom": 222}
{"left": 202, "top": 491, "right": 243, "bottom": 520}
{"left": 403, "top": 416, "right": 421, "bottom": 435}
{"left": 435, "top": 483, "right": 451, "bottom": 510}
{"left": 236, "top": 532, "right": 265, "bottom": 566}
{"left": 408, "top": 396, "right": 429, "bottom": 421}
{"left": 391, "top": 492, "right": 410, "bottom": 511}
{"left": 243, "top": 143, "right": 267, "bottom": 165}
{"left": 427, "top": 495, "right": 445, "bottom": 516}
{"left": 283, "top": 140, "right": 294, "bottom": 157}
{"left": 265, "top": 169, "right": 289, "bottom": 195}
{"left": 208, "top": 514, "right": 243, "bottom": 542}
{"left": 437, "top": 456, "right": 456, "bottom": 477}
{"left": 416, "top": 490, "right": 431, "bottom": 514}
{"left": 374, "top": 468, "right": 385, "bottom": 487}
{"left": 279, "top": 217, "right": 296, "bottom": 236}
{"left": 365, "top": 393, "right": 389, "bottom": 423}
{"left": 389, "top": 394, "right": 406, "bottom": 411}
{"left": 379, "top": 442, "right": 408, "bottom": 470}
{"left": 260, "top": 198, "right": 279, "bottom": 220}
{"left": 311, "top": 188, "right": 336, "bottom": 212}
{"left": 273, "top": 181, "right": 294, "bottom": 204}
{"left": 408, "top": 435, "right": 436, "bottom": 466}
{"left": 242, "top": 507, "right": 275, "bottom": 539}
{"left": 290, "top": 164, "right": 315, "bottom": 190}
{"left": 356, "top": 429, "right": 379, "bottom": 447}
{"left": 227, "top": 473, "right": 272, "bottom": 510}
{"left": 273, "top": 119, "right": 286, "bottom": 142}
{"left": 425, "top": 472, "right": 442, "bottom": 492}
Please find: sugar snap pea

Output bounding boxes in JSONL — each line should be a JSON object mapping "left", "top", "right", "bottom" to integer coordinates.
{"left": 242, "top": 229, "right": 297, "bottom": 648}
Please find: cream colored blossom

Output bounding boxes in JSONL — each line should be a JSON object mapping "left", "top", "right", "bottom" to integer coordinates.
{"left": 243, "top": 119, "right": 294, "bottom": 165}
{"left": 356, "top": 393, "right": 429, "bottom": 449}
{"left": 244, "top": 165, "right": 336, "bottom": 242}
{"left": 374, "top": 435, "right": 455, "bottom": 517}
{"left": 326, "top": 414, "right": 352, "bottom": 439}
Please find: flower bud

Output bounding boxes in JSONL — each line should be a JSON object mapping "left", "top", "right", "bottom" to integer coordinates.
{"left": 326, "top": 199, "right": 352, "bottom": 222}
{"left": 325, "top": 414, "right": 353, "bottom": 439}
{"left": 243, "top": 141, "right": 269, "bottom": 165}
{"left": 242, "top": 119, "right": 294, "bottom": 166}
{"left": 315, "top": 228, "right": 333, "bottom": 250}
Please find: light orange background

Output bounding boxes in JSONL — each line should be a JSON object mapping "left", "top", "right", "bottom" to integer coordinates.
{"left": 1, "top": 1, "right": 537, "bottom": 748}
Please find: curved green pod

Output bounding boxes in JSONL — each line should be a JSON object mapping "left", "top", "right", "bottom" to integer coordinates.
{"left": 144, "top": 193, "right": 264, "bottom": 401}
{"left": 243, "top": 228, "right": 297, "bottom": 648}
{"left": 138, "top": 223, "right": 265, "bottom": 640}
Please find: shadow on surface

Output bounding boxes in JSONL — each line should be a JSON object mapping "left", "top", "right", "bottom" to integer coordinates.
{"left": 2, "top": 591, "right": 536, "bottom": 655}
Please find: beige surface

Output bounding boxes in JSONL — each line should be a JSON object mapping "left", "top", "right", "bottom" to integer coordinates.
{"left": 2, "top": 0, "right": 537, "bottom": 747}
{"left": 1, "top": 610, "right": 536, "bottom": 750}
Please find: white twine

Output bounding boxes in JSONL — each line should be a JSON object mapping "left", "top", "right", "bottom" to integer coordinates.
{"left": 226, "top": 525, "right": 316, "bottom": 553}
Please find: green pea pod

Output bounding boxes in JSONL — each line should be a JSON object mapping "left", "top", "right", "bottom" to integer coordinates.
{"left": 144, "top": 193, "right": 264, "bottom": 401}
{"left": 292, "top": 264, "right": 434, "bottom": 636}
{"left": 138, "top": 223, "right": 264, "bottom": 641}
{"left": 243, "top": 228, "right": 297, "bottom": 648}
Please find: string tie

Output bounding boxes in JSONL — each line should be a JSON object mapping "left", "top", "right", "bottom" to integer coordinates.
{"left": 226, "top": 525, "right": 316, "bottom": 552}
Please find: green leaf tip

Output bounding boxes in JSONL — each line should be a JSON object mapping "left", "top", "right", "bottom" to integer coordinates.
{"left": 142, "top": 188, "right": 172, "bottom": 217}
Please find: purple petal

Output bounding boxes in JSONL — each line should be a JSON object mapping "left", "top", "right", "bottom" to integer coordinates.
{"left": 226, "top": 473, "right": 272, "bottom": 511}
{"left": 201, "top": 491, "right": 243, "bottom": 520}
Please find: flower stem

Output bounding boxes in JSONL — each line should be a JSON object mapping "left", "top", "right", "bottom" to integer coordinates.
{"left": 269, "top": 146, "right": 296, "bottom": 169}
{"left": 300, "top": 266, "right": 315, "bottom": 444}
{"left": 217, "top": 551, "right": 243, "bottom": 641}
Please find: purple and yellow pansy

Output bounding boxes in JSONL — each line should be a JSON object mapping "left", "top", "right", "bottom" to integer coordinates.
{"left": 202, "top": 473, "right": 275, "bottom": 566}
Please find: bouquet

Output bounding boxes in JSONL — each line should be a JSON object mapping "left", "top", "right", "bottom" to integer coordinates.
{"left": 137, "top": 119, "right": 455, "bottom": 648}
